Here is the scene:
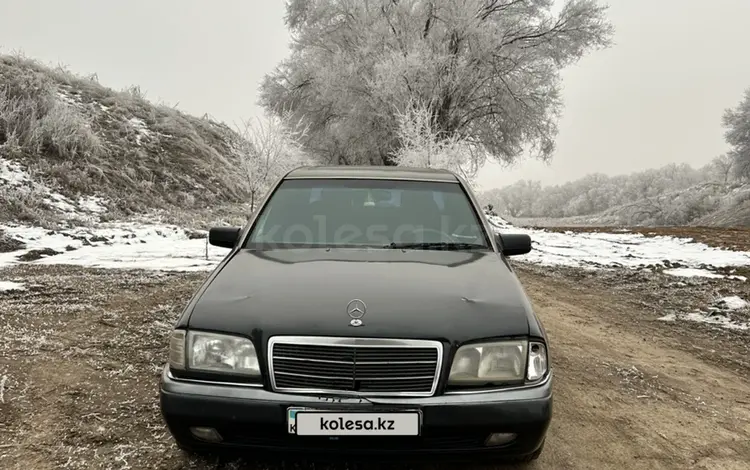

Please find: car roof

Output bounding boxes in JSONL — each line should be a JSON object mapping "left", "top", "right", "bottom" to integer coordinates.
{"left": 284, "top": 166, "right": 460, "bottom": 183}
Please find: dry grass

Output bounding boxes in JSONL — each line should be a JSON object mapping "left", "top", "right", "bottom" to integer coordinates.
{"left": 0, "top": 52, "right": 252, "bottom": 227}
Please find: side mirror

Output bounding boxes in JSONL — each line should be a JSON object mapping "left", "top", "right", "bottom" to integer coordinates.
{"left": 497, "top": 233, "right": 532, "bottom": 256}
{"left": 208, "top": 226, "right": 241, "bottom": 248}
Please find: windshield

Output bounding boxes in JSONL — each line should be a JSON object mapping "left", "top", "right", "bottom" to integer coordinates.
{"left": 246, "top": 179, "right": 491, "bottom": 249}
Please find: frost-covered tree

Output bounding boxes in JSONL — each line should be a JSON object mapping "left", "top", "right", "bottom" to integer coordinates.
{"left": 235, "top": 113, "right": 311, "bottom": 210}
{"left": 705, "top": 154, "right": 734, "bottom": 185}
{"left": 478, "top": 162, "right": 721, "bottom": 223}
{"left": 489, "top": 179, "right": 542, "bottom": 217}
{"left": 723, "top": 88, "right": 750, "bottom": 181}
{"left": 391, "top": 99, "right": 485, "bottom": 181}
{"left": 260, "top": 0, "right": 613, "bottom": 167}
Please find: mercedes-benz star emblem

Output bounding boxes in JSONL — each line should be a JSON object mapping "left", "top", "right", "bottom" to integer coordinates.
{"left": 346, "top": 299, "right": 366, "bottom": 327}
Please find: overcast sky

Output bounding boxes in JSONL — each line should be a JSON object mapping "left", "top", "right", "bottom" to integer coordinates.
{"left": 1, "top": 0, "right": 749, "bottom": 190}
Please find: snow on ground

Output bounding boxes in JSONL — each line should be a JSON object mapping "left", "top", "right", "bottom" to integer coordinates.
{"left": 718, "top": 295, "right": 749, "bottom": 310}
{"left": 1, "top": 155, "right": 221, "bottom": 273}
{"left": 0, "top": 157, "right": 109, "bottom": 220}
{"left": 487, "top": 215, "right": 750, "bottom": 332}
{"left": 659, "top": 311, "right": 749, "bottom": 331}
{"left": 0, "top": 281, "right": 25, "bottom": 292}
{"left": 487, "top": 215, "right": 750, "bottom": 279}
{"left": 658, "top": 296, "right": 749, "bottom": 331}
{"left": 0, "top": 215, "right": 746, "bottom": 278}
{"left": 0, "top": 158, "right": 31, "bottom": 187}
{"left": 0, "top": 223, "right": 226, "bottom": 272}
{"left": 663, "top": 268, "right": 746, "bottom": 281}
{"left": 486, "top": 214, "right": 511, "bottom": 227}
{"left": 127, "top": 117, "right": 152, "bottom": 145}
{"left": 0, "top": 211, "right": 748, "bottom": 333}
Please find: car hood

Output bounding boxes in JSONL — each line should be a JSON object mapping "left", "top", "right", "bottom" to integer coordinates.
{"left": 188, "top": 248, "right": 534, "bottom": 344}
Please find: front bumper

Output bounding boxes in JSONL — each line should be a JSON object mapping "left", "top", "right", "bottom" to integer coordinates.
{"left": 159, "top": 367, "right": 552, "bottom": 460}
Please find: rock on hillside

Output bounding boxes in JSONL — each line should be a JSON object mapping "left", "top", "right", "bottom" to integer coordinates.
{"left": 0, "top": 53, "right": 251, "bottom": 228}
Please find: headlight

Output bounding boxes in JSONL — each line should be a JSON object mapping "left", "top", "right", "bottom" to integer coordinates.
{"left": 168, "top": 329, "right": 261, "bottom": 377}
{"left": 447, "top": 339, "right": 548, "bottom": 386}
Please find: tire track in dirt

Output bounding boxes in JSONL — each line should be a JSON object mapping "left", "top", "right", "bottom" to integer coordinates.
{"left": 520, "top": 269, "right": 750, "bottom": 470}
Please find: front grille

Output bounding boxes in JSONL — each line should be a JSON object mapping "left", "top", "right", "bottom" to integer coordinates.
{"left": 268, "top": 336, "right": 443, "bottom": 397}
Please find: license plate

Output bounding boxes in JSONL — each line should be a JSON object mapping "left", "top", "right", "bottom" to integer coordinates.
{"left": 287, "top": 408, "right": 421, "bottom": 436}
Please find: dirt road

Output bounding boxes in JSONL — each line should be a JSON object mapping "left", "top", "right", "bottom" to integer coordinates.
{"left": 518, "top": 266, "right": 750, "bottom": 469}
{"left": 0, "top": 264, "right": 748, "bottom": 469}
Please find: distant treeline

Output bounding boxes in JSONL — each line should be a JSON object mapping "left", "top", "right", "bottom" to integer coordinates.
{"left": 480, "top": 86, "right": 750, "bottom": 226}
{"left": 479, "top": 157, "right": 747, "bottom": 226}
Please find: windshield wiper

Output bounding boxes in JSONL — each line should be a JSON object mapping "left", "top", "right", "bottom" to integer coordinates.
{"left": 384, "top": 241, "right": 486, "bottom": 251}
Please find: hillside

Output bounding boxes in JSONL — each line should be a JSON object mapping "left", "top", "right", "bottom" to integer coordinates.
{"left": 0, "top": 53, "right": 252, "bottom": 229}
{"left": 480, "top": 161, "right": 750, "bottom": 228}
{"left": 506, "top": 183, "right": 750, "bottom": 228}
{"left": 691, "top": 198, "right": 750, "bottom": 227}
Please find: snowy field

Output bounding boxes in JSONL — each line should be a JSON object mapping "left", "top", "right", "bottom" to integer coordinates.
{"left": 2, "top": 216, "right": 748, "bottom": 333}
{"left": 488, "top": 214, "right": 750, "bottom": 277}
{"left": 2, "top": 216, "right": 750, "bottom": 278}
{"left": 0, "top": 223, "right": 225, "bottom": 273}
{"left": 2, "top": 156, "right": 750, "bottom": 330}
{"left": 2, "top": 217, "right": 749, "bottom": 333}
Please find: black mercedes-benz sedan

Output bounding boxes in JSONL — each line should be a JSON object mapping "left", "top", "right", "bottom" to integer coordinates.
{"left": 159, "top": 166, "right": 552, "bottom": 464}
